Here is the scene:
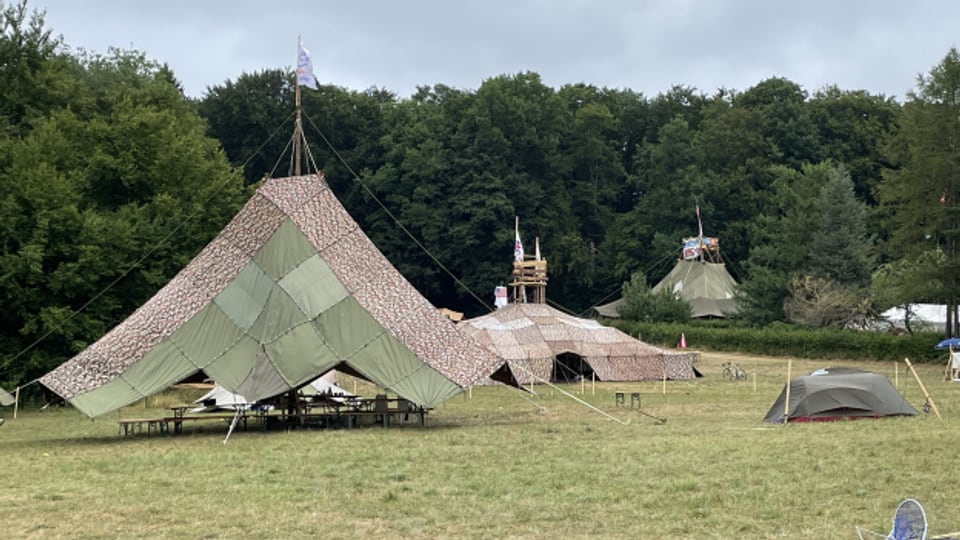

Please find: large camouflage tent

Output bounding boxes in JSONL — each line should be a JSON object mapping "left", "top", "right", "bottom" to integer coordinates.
{"left": 41, "top": 174, "right": 516, "bottom": 418}
{"left": 458, "top": 303, "right": 699, "bottom": 384}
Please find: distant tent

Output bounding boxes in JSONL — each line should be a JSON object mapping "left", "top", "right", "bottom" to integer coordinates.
{"left": 651, "top": 259, "right": 739, "bottom": 318}
{"left": 192, "top": 373, "right": 355, "bottom": 412}
{"left": 593, "top": 230, "right": 739, "bottom": 320}
{"left": 594, "top": 259, "right": 739, "bottom": 319}
{"left": 0, "top": 387, "right": 14, "bottom": 407}
{"left": 763, "top": 368, "right": 918, "bottom": 423}
{"left": 458, "top": 303, "right": 700, "bottom": 384}
{"left": 882, "top": 303, "right": 946, "bottom": 333}
{"left": 40, "top": 174, "right": 517, "bottom": 418}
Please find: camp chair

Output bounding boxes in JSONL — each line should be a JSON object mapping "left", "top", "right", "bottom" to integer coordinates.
{"left": 856, "top": 498, "right": 927, "bottom": 540}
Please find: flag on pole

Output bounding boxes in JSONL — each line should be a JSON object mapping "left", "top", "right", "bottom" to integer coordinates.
{"left": 494, "top": 286, "right": 508, "bottom": 309}
{"left": 514, "top": 230, "right": 524, "bottom": 262}
{"left": 696, "top": 204, "right": 703, "bottom": 238}
{"left": 297, "top": 43, "right": 318, "bottom": 89}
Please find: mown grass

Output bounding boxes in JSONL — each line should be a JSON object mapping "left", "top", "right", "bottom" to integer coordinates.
{"left": 2, "top": 352, "right": 959, "bottom": 539}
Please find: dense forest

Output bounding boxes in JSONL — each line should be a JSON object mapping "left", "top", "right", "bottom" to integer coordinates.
{"left": 1, "top": 1, "right": 959, "bottom": 387}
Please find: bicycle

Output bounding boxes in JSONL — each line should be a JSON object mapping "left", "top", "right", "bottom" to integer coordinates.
{"left": 721, "top": 361, "right": 746, "bottom": 380}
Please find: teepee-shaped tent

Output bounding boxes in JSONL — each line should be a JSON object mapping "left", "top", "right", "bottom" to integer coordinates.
{"left": 41, "top": 174, "right": 515, "bottom": 418}
{"left": 650, "top": 258, "right": 738, "bottom": 318}
{"left": 459, "top": 303, "right": 699, "bottom": 384}
{"left": 594, "top": 222, "right": 739, "bottom": 319}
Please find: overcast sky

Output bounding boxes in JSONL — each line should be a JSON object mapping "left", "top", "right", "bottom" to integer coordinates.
{"left": 31, "top": 1, "right": 960, "bottom": 102}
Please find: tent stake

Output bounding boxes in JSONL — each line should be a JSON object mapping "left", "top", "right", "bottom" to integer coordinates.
{"left": 904, "top": 357, "right": 942, "bottom": 420}
{"left": 13, "top": 386, "right": 20, "bottom": 419}
{"left": 591, "top": 372, "right": 595, "bottom": 396}
{"left": 783, "top": 359, "right": 792, "bottom": 424}
{"left": 661, "top": 368, "right": 666, "bottom": 395}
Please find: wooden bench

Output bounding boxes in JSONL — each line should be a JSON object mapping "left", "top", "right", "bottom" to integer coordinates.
{"left": 614, "top": 391, "right": 641, "bottom": 408}
{"left": 118, "top": 418, "right": 168, "bottom": 436}
{"left": 165, "top": 413, "right": 248, "bottom": 434}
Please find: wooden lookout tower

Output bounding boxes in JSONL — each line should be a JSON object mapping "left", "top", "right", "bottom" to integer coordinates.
{"left": 509, "top": 217, "right": 548, "bottom": 304}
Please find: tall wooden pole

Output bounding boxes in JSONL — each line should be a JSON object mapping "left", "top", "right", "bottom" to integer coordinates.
{"left": 782, "top": 359, "right": 792, "bottom": 424}
{"left": 294, "top": 38, "right": 302, "bottom": 176}
{"left": 904, "top": 357, "right": 942, "bottom": 420}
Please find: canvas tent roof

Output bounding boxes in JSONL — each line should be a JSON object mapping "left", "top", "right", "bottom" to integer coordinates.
{"left": 40, "top": 174, "right": 515, "bottom": 417}
{"left": 763, "top": 367, "right": 918, "bottom": 423}
{"left": 458, "top": 303, "right": 699, "bottom": 384}
{"left": 594, "top": 259, "right": 739, "bottom": 319}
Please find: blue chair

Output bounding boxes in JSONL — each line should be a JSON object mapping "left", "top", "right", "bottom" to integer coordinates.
{"left": 857, "top": 499, "right": 927, "bottom": 540}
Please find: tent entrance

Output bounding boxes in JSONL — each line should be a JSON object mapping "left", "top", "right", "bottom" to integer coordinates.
{"left": 552, "top": 352, "right": 595, "bottom": 383}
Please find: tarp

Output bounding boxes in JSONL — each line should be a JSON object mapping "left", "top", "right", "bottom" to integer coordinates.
{"left": 594, "top": 260, "right": 738, "bottom": 319}
{"left": 763, "top": 367, "right": 918, "bottom": 423}
{"left": 40, "top": 174, "right": 517, "bottom": 417}
{"left": 0, "top": 387, "right": 14, "bottom": 407}
{"left": 458, "top": 303, "right": 699, "bottom": 384}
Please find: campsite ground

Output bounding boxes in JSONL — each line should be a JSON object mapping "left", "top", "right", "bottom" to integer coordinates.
{"left": 2, "top": 351, "right": 959, "bottom": 539}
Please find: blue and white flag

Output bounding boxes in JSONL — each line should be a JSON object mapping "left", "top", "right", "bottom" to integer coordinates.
{"left": 297, "top": 43, "right": 318, "bottom": 89}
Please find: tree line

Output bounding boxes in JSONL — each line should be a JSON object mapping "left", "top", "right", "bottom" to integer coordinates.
{"left": 0, "top": 0, "right": 957, "bottom": 387}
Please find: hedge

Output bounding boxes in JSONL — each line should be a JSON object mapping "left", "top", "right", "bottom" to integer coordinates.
{"left": 605, "top": 320, "right": 945, "bottom": 364}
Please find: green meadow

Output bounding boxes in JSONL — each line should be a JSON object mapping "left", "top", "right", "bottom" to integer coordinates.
{"left": 2, "top": 352, "right": 959, "bottom": 539}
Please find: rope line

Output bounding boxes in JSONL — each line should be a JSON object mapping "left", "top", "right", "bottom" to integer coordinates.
{"left": 301, "top": 111, "right": 493, "bottom": 313}
{"left": 506, "top": 362, "right": 630, "bottom": 425}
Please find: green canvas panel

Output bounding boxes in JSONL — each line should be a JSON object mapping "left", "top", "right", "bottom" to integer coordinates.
{"left": 171, "top": 303, "right": 245, "bottom": 365}
{"left": 69, "top": 377, "right": 145, "bottom": 418}
{"left": 347, "top": 333, "right": 460, "bottom": 407}
{"left": 315, "top": 296, "right": 384, "bottom": 358}
{"left": 214, "top": 262, "right": 275, "bottom": 330}
{"left": 279, "top": 254, "right": 349, "bottom": 319}
{"left": 202, "top": 335, "right": 261, "bottom": 389}
{"left": 264, "top": 322, "right": 340, "bottom": 387}
{"left": 385, "top": 363, "right": 463, "bottom": 408}
{"left": 253, "top": 218, "right": 318, "bottom": 280}
{"left": 248, "top": 287, "right": 309, "bottom": 344}
{"left": 121, "top": 339, "right": 198, "bottom": 397}
{"left": 235, "top": 352, "right": 296, "bottom": 402}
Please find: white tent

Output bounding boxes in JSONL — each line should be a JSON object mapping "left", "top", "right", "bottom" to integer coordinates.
{"left": 191, "top": 372, "right": 355, "bottom": 412}
{"left": 881, "top": 303, "right": 946, "bottom": 333}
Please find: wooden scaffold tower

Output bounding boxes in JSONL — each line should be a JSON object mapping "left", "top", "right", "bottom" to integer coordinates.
{"left": 510, "top": 217, "right": 548, "bottom": 304}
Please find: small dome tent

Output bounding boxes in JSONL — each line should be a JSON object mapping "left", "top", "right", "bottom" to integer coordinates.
{"left": 763, "top": 368, "right": 918, "bottom": 423}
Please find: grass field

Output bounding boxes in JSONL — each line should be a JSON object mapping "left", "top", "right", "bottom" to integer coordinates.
{"left": 2, "top": 352, "right": 960, "bottom": 539}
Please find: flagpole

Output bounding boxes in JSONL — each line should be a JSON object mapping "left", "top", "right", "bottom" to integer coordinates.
{"left": 294, "top": 36, "right": 303, "bottom": 176}
{"left": 696, "top": 202, "right": 704, "bottom": 263}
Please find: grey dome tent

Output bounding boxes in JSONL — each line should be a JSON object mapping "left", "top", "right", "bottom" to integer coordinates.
{"left": 763, "top": 367, "right": 918, "bottom": 423}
